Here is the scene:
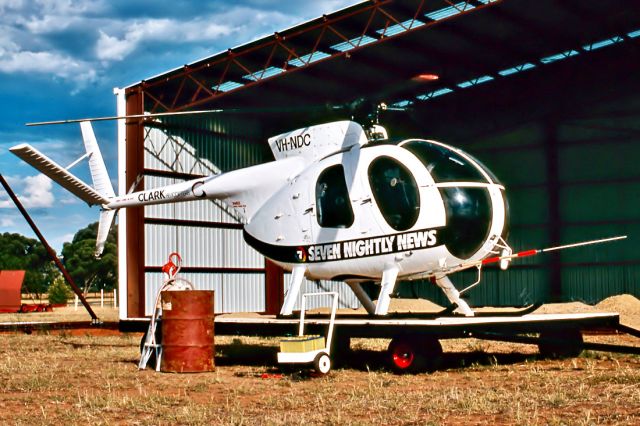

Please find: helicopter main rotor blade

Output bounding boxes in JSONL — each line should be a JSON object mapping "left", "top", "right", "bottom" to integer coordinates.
{"left": 25, "top": 74, "right": 440, "bottom": 127}
{"left": 25, "top": 104, "right": 345, "bottom": 127}
{"left": 26, "top": 109, "right": 227, "bottom": 126}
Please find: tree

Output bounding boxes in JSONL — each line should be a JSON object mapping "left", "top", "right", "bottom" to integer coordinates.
{"left": 62, "top": 222, "right": 117, "bottom": 295}
{"left": 0, "top": 232, "right": 59, "bottom": 299}
{"left": 48, "top": 276, "right": 72, "bottom": 305}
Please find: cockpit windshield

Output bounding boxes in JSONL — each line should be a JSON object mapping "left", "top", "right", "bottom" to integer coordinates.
{"left": 399, "top": 139, "right": 499, "bottom": 259}
{"left": 400, "top": 140, "right": 498, "bottom": 184}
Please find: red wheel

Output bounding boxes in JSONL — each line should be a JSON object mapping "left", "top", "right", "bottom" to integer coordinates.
{"left": 390, "top": 340, "right": 415, "bottom": 370}
{"left": 388, "top": 336, "right": 443, "bottom": 374}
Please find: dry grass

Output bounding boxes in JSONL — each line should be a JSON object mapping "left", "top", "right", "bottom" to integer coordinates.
{"left": 1, "top": 304, "right": 119, "bottom": 324}
{"left": 1, "top": 331, "right": 639, "bottom": 425}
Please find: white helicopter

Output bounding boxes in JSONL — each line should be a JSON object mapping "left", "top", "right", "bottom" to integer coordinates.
{"left": 10, "top": 107, "right": 625, "bottom": 317}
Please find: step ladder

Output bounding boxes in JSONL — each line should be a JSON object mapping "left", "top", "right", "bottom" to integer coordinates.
{"left": 138, "top": 252, "right": 193, "bottom": 371}
{"left": 138, "top": 304, "right": 163, "bottom": 371}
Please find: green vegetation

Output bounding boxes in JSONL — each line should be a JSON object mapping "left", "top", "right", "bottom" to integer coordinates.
{"left": 0, "top": 222, "right": 117, "bottom": 297}
{"left": 47, "top": 276, "right": 72, "bottom": 304}
{"left": 0, "top": 232, "right": 59, "bottom": 298}
{"left": 62, "top": 222, "right": 117, "bottom": 294}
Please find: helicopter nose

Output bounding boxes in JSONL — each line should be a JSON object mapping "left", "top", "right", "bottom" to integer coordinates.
{"left": 438, "top": 186, "right": 493, "bottom": 259}
{"left": 500, "top": 190, "right": 511, "bottom": 242}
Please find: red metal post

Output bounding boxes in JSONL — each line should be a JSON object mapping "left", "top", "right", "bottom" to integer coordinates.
{"left": 124, "top": 88, "right": 147, "bottom": 318}
{"left": 264, "top": 260, "right": 284, "bottom": 315}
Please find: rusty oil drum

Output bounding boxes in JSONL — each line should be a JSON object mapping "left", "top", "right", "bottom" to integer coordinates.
{"left": 160, "top": 290, "right": 215, "bottom": 373}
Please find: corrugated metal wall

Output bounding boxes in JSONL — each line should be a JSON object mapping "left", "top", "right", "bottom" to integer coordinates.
{"left": 140, "top": 115, "right": 370, "bottom": 315}
{"left": 142, "top": 115, "right": 272, "bottom": 315}
{"left": 144, "top": 272, "right": 266, "bottom": 314}
{"left": 282, "top": 273, "right": 362, "bottom": 311}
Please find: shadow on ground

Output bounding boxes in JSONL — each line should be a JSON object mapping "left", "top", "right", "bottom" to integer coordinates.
{"left": 214, "top": 343, "right": 541, "bottom": 373}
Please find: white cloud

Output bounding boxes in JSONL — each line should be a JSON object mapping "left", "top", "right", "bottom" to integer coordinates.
{"left": 22, "top": 14, "right": 78, "bottom": 34}
{"left": 96, "top": 30, "right": 133, "bottom": 62}
{"left": 0, "top": 216, "right": 16, "bottom": 227}
{"left": 0, "top": 49, "right": 92, "bottom": 76}
{"left": 31, "top": 0, "right": 95, "bottom": 15}
{"left": 13, "top": 0, "right": 100, "bottom": 34}
{"left": 0, "top": 0, "right": 26, "bottom": 14}
{"left": 51, "top": 232, "right": 76, "bottom": 248}
{"left": 0, "top": 174, "right": 55, "bottom": 209}
{"left": 0, "top": 0, "right": 357, "bottom": 92}
{"left": 20, "top": 174, "right": 55, "bottom": 208}
{"left": 0, "top": 32, "right": 98, "bottom": 88}
{"left": 96, "top": 18, "right": 235, "bottom": 62}
{"left": 60, "top": 197, "right": 80, "bottom": 205}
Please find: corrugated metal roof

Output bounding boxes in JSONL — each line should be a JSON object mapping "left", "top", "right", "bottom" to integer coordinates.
{"left": 128, "top": 0, "right": 640, "bottom": 116}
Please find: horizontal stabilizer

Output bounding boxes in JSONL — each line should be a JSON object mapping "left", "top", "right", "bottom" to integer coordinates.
{"left": 9, "top": 143, "right": 109, "bottom": 206}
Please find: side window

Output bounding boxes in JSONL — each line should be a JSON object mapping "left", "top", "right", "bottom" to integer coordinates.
{"left": 368, "top": 156, "right": 420, "bottom": 231}
{"left": 315, "top": 165, "right": 354, "bottom": 228}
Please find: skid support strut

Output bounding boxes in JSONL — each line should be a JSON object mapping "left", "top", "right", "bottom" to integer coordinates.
{"left": 435, "top": 275, "right": 474, "bottom": 317}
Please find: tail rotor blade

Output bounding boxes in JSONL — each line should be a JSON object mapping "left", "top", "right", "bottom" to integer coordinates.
{"left": 80, "top": 121, "right": 115, "bottom": 198}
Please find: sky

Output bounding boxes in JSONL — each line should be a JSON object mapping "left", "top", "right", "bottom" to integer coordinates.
{"left": 0, "top": 0, "right": 356, "bottom": 251}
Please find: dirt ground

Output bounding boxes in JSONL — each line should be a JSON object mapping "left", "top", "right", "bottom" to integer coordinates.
{"left": 1, "top": 295, "right": 639, "bottom": 425}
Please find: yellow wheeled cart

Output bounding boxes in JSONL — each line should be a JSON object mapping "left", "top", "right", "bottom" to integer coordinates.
{"left": 277, "top": 292, "right": 338, "bottom": 375}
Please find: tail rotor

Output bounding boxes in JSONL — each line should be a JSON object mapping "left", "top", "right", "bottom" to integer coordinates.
{"left": 10, "top": 121, "right": 117, "bottom": 257}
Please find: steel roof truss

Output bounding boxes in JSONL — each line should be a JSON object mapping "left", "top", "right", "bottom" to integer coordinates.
{"left": 140, "top": 0, "right": 493, "bottom": 113}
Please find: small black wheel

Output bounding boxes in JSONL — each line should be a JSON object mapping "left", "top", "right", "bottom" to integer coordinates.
{"left": 538, "top": 329, "right": 584, "bottom": 359}
{"left": 313, "top": 352, "right": 331, "bottom": 375}
{"left": 419, "top": 338, "right": 444, "bottom": 373}
{"left": 330, "top": 332, "right": 350, "bottom": 367}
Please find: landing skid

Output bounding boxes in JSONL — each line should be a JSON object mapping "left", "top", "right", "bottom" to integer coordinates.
{"left": 286, "top": 303, "right": 542, "bottom": 320}
{"left": 435, "top": 303, "right": 542, "bottom": 318}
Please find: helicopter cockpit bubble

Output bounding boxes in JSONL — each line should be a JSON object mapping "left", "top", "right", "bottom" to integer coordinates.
{"left": 399, "top": 139, "right": 507, "bottom": 260}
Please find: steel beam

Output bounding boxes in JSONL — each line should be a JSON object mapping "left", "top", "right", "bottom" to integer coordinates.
{"left": 124, "top": 88, "right": 146, "bottom": 318}
{"left": 139, "top": 0, "right": 496, "bottom": 112}
{"left": 543, "top": 120, "right": 562, "bottom": 302}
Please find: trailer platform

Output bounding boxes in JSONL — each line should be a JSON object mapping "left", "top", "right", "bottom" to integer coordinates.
{"left": 3, "top": 311, "right": 638, "bottom": 373}
{"left": 213, "top": 312, "right": 622, "bottom": 338}
{"left": 213, "top": 311, "right": 638, "bottom": 372}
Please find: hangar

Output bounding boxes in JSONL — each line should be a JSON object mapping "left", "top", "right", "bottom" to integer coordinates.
{"left": 116, "top": 0, "right": 640, "bottom": 319}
